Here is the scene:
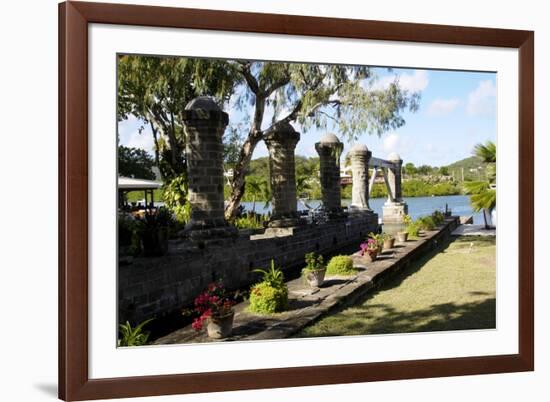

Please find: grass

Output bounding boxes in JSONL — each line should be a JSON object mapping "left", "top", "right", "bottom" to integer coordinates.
{"left": 297, "top": 236, "right": 496, "bottom": 337}
{"left": 124, "top": 189, "right": 163, "bottom": 203}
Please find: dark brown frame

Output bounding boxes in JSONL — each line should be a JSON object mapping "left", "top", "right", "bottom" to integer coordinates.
{"left": 59, "top": 1, "right": 534, "bottom": 400}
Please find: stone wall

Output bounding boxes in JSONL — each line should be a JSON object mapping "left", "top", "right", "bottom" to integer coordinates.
{"left": 119, "top": 213, "right": 378, "bottom": 324}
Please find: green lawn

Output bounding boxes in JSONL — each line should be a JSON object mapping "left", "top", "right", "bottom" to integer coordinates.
{"left": 297, "top": 236, "right": 496, "bottom": 337}
{"left": 124, "top": 189, "right": 163, "bottom": 203}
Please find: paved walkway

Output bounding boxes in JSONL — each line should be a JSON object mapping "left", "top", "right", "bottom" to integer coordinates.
{"left": 154, "top": 218, "right": 459, "bottom": 345}
{"left": 452, "top": 224, "right": 495, "bottom": 237}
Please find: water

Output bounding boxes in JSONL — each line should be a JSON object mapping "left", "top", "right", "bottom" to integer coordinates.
{"left": 241, "top": 195, "right": 484, "bottom": 224}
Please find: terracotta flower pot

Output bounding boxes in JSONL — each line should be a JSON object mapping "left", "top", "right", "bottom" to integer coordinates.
{"left": 397, "top": 232, "right": 409, "bottom": 243}
{"left": 361, "top": 249, "right": 378, "bottom": 263}
{"left": 207, "top": 311, "right": 234, "bottom": 339}
{"left": 383, "top": 238, "right": 396, "bottom": 250}
{"left": 305, "top": 268, "right": 327, "bottom": 287}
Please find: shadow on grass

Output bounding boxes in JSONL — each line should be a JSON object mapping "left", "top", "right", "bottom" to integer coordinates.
{"left": 297, "top": 235, "right": 496, "bottom": 338}
{"left": 301, "top": 297, "right": 496, "bottom": 337}
{"left": 367, "top": 236, "right": 495, "bottom": 294}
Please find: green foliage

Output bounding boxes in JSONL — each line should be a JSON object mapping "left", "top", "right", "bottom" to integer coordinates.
{"left": 406, "top": 222, "right": 420, "bottom": 238}
{"left": 302, "top": 252, "right": 325, "bottom": 275}
{"left": 118, "top": 145, "right": 156, "bottom": 180}
{"left": 432, "top": 210, "right": 446, "bottom": 226}
{"left": 162, "top": 175, "right": 190, "bottom": 223}
{"left": 404, "top": 162, "right": 417, "bottom": 176}
{"left": 249, "top": 282, "right": 289, "bottom": 314}
{"left": 118, "top": 214, "right": 142, "bottom": 256}
{"left": 253, "top": 260, "right": 285, "bottom": 289}
{"left": 368, "top": 232, "right": 384, "bottom": 249}
{"left": 464, "top": 141, "right": 497, "bottom": 219}
{"left": 232, "top": 213, "right": 267, "bottom": 229}
{"left": 249, "top": 260, "right": 288, "bottom": 314}
{"left": 417, "top": 216, "right": 436, "bottom": 231}
{"left": 344, "top": 179, "right": 462, "bottom": 200}
{"left": 118, "top": 55, "right": 240, "bottom": 180}
{"left": 243, "top": 175, "right": 271, "bottom": 210}
{"left": 474, "top": 141, "right": 496, "bottom": 163}
{"left": 444, "top": 155, "right": 492, "bottom": 182}
{"left": 464, "top": 182, "right": 496, "bottom": 212}
{"left": 382, "top": 232, "right": 395, "bottom": 241}
{"left": 239, "top": 157, "right": 322, "bottom": 202}
{"left": 326, "top": 255, "right": 356, "bottom": 276}
{"left": 118, "top": 318, "right": 154, "bottom": 347}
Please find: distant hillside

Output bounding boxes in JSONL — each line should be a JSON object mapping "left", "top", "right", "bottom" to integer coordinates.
{"left": 444, "top": 156, "right": 489, "bottom": 181}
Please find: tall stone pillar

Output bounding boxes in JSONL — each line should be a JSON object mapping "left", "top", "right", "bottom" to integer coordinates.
{"left": 348, "top": 144, "right": 372, "bottom": 212}
{"left": 264, "top": 122, "right": 301, "bottom": 227}
{"left": 382, "top": 152, "right": 408, "bottom": 224}
{"left": 182, "top": 97, "right": 234, "bottom": 236}
{"left": 315, "top": 133, "right": 344, "bottom": 218}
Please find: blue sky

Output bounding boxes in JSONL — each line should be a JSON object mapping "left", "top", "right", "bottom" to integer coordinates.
{"left": 118, "top": 66, "right": 496, "bottom": 167}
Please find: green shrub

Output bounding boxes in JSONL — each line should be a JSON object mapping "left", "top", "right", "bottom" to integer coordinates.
{"left": 406, "top": 222, "right": 420, "bottom": 237}
{"left": 432, "top": 210, "right": 445, "bottom": 225}
{"left": 249, "top": 260, "right": 288, "bottom": 314}
{"left": 326, "top": 255, "right": 356, "bottom": 276}
{"left": 249, "top": 282, "right": 289, "bottom": 314}
{"left": 118, "top": 318, "right": 154, "bottom": 347}
{"left": 233, "top": 213, "right": 267, "bottom": 229}
{"left": 417, "top": 216, "right": 436, "bottom": 231}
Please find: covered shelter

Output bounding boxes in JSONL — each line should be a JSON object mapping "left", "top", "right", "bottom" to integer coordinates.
{"left": 118, "top": 176, "right": 163, "bottom": 211}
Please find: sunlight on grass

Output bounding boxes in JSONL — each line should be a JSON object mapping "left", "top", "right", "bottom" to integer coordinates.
{"left": 297, "top": 236, "right": 496, "bottom": 337}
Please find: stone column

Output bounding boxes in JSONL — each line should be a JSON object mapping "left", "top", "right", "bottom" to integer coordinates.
{"left": 315, "top": 133, "right": 344, "bottom": 218}
{"left": 264, "top": 122, "right": 301, "bottom": 227}
{"left": 182, "top": 97, "right": 234, "bottom": 236}
{"left": 382, "top": 152, "right": 408, "bottom": 224}
{"left": 348, "top": 144, "right": 372, "bottom": 212}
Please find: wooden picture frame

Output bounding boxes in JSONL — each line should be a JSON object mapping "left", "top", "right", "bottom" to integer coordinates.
{"left": 59, "top": 1, "right": 534, "bottom": 400}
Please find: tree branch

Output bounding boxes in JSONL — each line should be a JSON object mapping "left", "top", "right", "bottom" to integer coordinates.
{"left": 237, "top": 62, "right": 260, "bottom": 95}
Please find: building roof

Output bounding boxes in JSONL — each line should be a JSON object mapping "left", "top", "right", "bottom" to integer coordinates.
{"left": 118, "top": 176, "right": 163, "bottom": 190}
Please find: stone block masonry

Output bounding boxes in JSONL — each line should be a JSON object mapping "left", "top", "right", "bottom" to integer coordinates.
{"left": 154, "top": 217, "right": 460, "bottom": 344}
{"left": 119, "top": 213, "right": 378, "bottom": 325}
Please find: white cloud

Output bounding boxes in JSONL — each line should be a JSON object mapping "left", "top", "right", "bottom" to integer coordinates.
{"left": 427, "top": 98, "right": 460, "bottom": 116}
{"left": 381, "top": 133, "right": 412, "bottom": 156}
{"left": 467, "top": 80, "right": 496, "bottom": 117}
{"left": 373, "top": 70, "right": 429, "bottom": 93}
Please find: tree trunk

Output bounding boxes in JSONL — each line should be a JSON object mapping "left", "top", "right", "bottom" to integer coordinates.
{"left": 224, "top": 134, "right": 262, "bottom": 219}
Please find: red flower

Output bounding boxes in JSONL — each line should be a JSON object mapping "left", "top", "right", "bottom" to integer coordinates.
{"left": 191, "top": 281, "right": 235, "bottom": 332}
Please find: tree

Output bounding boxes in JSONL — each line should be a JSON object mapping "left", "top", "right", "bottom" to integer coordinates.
{"left": 404, "top": 162, "right": 417, "bottom": 177}
{"left": 117, "top": 55, "right": 239, "bottom": 180}
{"left": 463, "top": 140, "right": 496, "bottom": 228}
{"left": 416, "top": 164, "right": 433, "bottom": 176}
{"left": 118, "top": 145, "right": 155, "bottom": 179}
{"left": 118, "top": 56, "right": 421, "bottom": 219}
{"left": 473, "top": 141, "right": 496, "bottom": 164}
{"left": 439, "top": 166, "right": 450, "bottom": 176}
{"left": 219, "top": 61, "right": 421, "bottom": 218}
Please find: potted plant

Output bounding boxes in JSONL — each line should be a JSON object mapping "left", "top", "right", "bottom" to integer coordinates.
{"left": 398, "top": 215, "right": 412, "bottom": 242}
{"left": 383, "top": 233, "right": 396, "bottom": 250}
{"left": 301, "top": 252, "right": 326, "bottom": 287}
{"left": 368, "top": 232, "right": 384, "bottom": 253}
{"left": 249, "top": 260, "right": 288, "bottom": 314}
{"left": 359, "top": 238, "right": 379, "bottom": 262}
{"left": 191, "top": 282, "right": 236, "bottom": 339}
